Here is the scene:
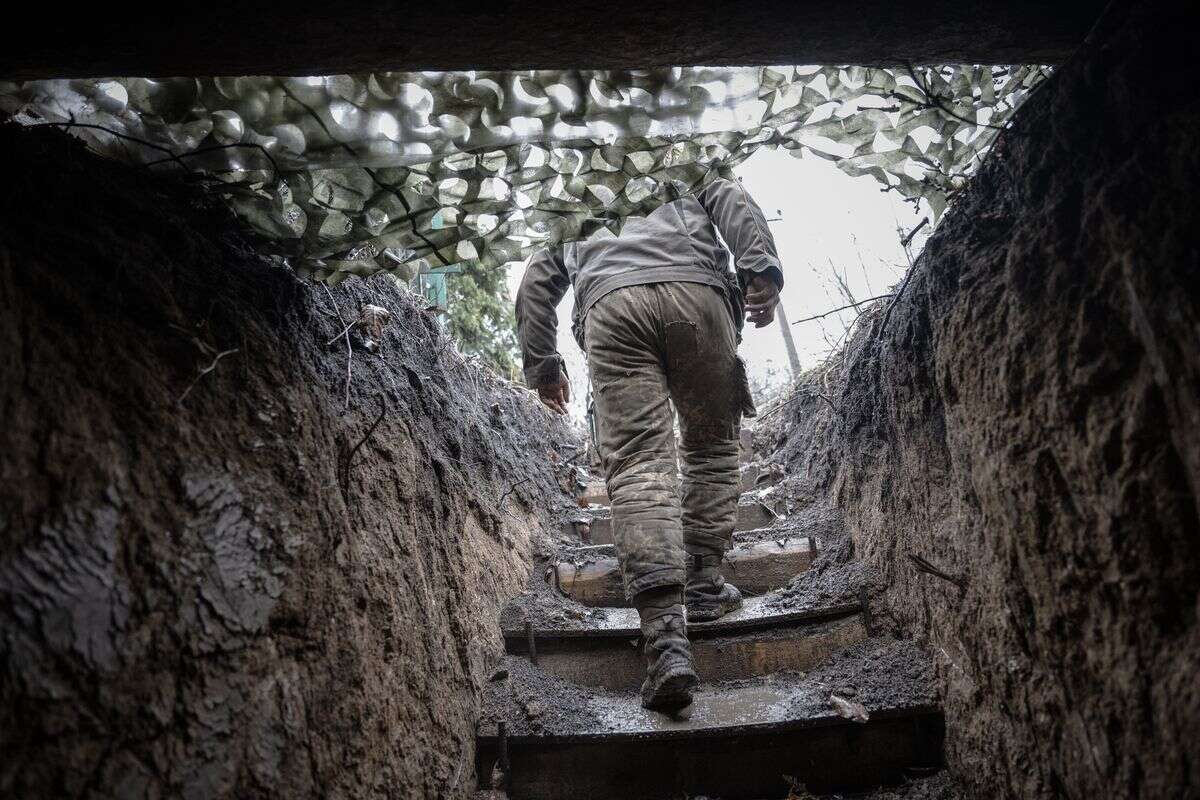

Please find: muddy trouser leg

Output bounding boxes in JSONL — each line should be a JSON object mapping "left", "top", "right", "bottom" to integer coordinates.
{"left": 659, "top": 283, "right": 744, "bottom": 574}
{"left": 585, "top": 285, "right": 685, "bottom": 599}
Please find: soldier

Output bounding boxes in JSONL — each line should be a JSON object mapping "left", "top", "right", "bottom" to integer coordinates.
{"left": 516, "top": 177, "right": 782, "bottom": 714}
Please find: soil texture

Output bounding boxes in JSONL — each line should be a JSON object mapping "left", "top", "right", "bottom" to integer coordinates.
{"left": 760, "top": 4, "right": 1200, "bottom": 797}
{"left": 0, "top": 123, "right": 581, "bottom": 799}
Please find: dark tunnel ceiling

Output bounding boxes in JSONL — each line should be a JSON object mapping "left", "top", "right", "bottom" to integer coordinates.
{"left": 7, "top": 1, "right": 1106, "bottom": 80}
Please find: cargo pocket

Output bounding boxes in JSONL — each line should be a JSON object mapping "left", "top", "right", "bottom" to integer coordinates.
{"left": 735, "top": 356, "right": 757, "bottom": 418}
{"left": 665, "top": 320, "right": 699, "bottom": 364}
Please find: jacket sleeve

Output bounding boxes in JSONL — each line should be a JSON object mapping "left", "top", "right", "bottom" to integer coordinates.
{"left": 696, "top": 177, "right": 784, "bottom": 289}
{"left": 515, "top": 246, "right": 571, "bottom": 388}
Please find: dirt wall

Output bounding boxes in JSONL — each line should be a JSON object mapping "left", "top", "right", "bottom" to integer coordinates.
{"left": 764, "top": 3, "right": 1199, "bottom": 798}
{"left": 0, "top": 124, "right": 578, "bottom": 798}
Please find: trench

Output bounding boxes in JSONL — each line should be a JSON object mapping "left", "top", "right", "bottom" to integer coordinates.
{"left": 2, "top": 2, "right": 1197, "bottom": 799}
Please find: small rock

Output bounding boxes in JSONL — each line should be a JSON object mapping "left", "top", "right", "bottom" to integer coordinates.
{"left": 489, "top": 668, "right": 509, "bottom": 682}
{"left": 524, "top": 701, "right": 544, "bottom": 719}
{"left": 829, "top": 694, "right": 870, "bottom": 723}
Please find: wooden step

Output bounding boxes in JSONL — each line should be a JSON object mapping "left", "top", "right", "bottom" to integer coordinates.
{"left": 477, "top": 653, "right": 943, "bottom": 799}
{"left": 552, "top": 537, "right": 815, "bottom": 607}
{"left": 577, "top": 464, "right": 784, "bottom": 508}
{"left": 505, "top": 597, "right": 865, "bottom": 690}
{"left": 584, "top": 497, "right": 780, "bottom": 546}
{"left": 740, "top": 462, "right": 784, "bottom": 492}
{"left": 576, "top": 480, "right": 609, "bottom": 507}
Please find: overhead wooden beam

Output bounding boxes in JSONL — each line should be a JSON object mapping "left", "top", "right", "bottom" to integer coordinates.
{"left": 4, "top": 1, "right": 1105, "bottom": 80}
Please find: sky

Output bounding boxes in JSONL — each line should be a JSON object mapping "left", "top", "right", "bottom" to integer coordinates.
{"left": 504, "top": 146, "right": 931, "bottom": 420}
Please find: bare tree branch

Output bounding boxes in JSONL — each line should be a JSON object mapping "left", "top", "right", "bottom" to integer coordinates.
{"left": 791, "top": 294, "right": 895, "bottom": 325}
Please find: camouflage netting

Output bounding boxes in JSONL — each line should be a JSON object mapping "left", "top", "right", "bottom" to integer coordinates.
{"left": 1, "top": 66, "right": 1046, "bottom": 282}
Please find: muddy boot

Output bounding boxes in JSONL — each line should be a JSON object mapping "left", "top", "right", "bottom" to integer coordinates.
{"left": 685, "top": 554, "right": 743, "bottom": 622}
{"left": 634, "top": 586, "right": 697, "bottom": 714}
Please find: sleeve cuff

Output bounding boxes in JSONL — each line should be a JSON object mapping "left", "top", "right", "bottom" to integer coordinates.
{"left": 523, "top": 354, "right": 566, "bottom": 388}
{"left": 737, "top": 256, "right": 784, "bottom": 290}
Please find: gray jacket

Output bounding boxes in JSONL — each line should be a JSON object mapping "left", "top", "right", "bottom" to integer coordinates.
{"left": 515, "top": 177, "right": 783, "bottom": 387}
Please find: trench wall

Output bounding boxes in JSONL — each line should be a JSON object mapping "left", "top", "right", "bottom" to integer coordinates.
{"left": 766, "top": 3, "right": 1199, "bottom": 797}
{"left": 0, "top": 124, "right": 577, "bottom": 798}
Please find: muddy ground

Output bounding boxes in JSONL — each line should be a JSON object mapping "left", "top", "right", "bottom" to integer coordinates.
{"left": 480, "top": 633, "right": 936, "bottom": 740}
{"left": 503, "top": 492, "right": 866, "bottom": 633}
{"left": 762, "top": 500, "right": 868, "bottom": 615}
{"left": 761, "top": 3, "right": 1199, "bottom": 798}
{"left": 0, "top": 123, "right": 581, "bottom": 799}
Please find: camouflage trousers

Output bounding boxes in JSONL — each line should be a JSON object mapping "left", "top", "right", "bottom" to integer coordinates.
{"left": 584, "top": 281, "right": 752, "bottom": 599}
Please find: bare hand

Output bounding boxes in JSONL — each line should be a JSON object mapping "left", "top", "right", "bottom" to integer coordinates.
{"left": 744, "top": 273, "right": 780, "bottom": 328}
{"left": 538, "top": 371, "right": 570, "bottom": 414}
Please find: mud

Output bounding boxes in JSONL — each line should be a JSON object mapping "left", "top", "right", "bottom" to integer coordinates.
{"left": 787, "top": 638, "right": 937, "bottom": 718}
{"left": 764, "top": 502, "right": 867, "bottom": 614}
{"left": 505, "top": 488, "right": 858, "bottom": 631}
{"left": 478, "top": 655, "right": 600, "bottom": 739}
{"left": 500, "top": 587, "right": 611, "bottom": 633}
{"left": 832, "top": 772, "right": 962, "bottom": 799}
{"left": 761, "top": 4, "right": 1200, "bottom": 798}
{"left": 0, "top": 123, "right": 581, "bottom": 799}
{"left": 736, "top": 494, "right": 845, "bottom": 544}
{"left": 659, "top": 771, "right": 961, "bottom": 800}
{"left": 480, "top": 634, "right": 935, "bottom": 739}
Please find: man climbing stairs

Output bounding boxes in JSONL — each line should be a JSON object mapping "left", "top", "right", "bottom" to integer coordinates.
{"left": 475, "top": 454, "right": 946, "bottom": 799}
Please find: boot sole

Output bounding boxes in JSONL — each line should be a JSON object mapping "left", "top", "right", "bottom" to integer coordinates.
{"left": 641, "top": 667, "right": 699, "bottom": 712}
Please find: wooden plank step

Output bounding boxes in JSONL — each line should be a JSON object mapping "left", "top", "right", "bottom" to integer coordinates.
{"left": 506, "top": 595, "right": 860, "bottom": 640}
{"left": 739, "top": 426, "right": 754, "bottom": 464}
{"left": 576, "top": 480, "right": 608, "bottom": 507}
{"left": 578, "top": 464, "right": 784, "bottom": 508}
{"left": 552, "top": 537, "right": 814, "bottom": 607}
{"left": 477, "top": 660, "right": 943, "bottom": 799}
{"left": 509, "top": 614, "right": 866, "bottom": 691}
{"left": 584, "top": 497, "right": 779, "bottom": 545}
{"left": 740, "top": 462, "right": 784, "bottom": 492}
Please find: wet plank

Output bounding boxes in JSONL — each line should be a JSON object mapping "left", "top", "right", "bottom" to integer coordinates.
{"left": 584, "top": 498, "right": 779, "bottom": 545}
{"left": 553, "top": 537, "right": 814, "bottom": 607}
{"left": 518, "top": 616, "right": 868, "bottom": 691}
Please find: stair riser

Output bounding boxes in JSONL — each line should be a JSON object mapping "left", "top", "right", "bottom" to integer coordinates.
{"left": 510, "top": 618, "right": 866, "bottom": 690}
{"left": 739, "top": 426, "right": 753, "bottom": 464}
{"left": 554, "top": 539, "right": 813, "bottom": 607}
{"left": 477, "top": 712, "right": 944, "bottom": 799}
{"left": 577, "top": 469, "right": 782, "bottom": 507}
{"left": 584, "top": 501, "right": 778, "bottom": 545}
